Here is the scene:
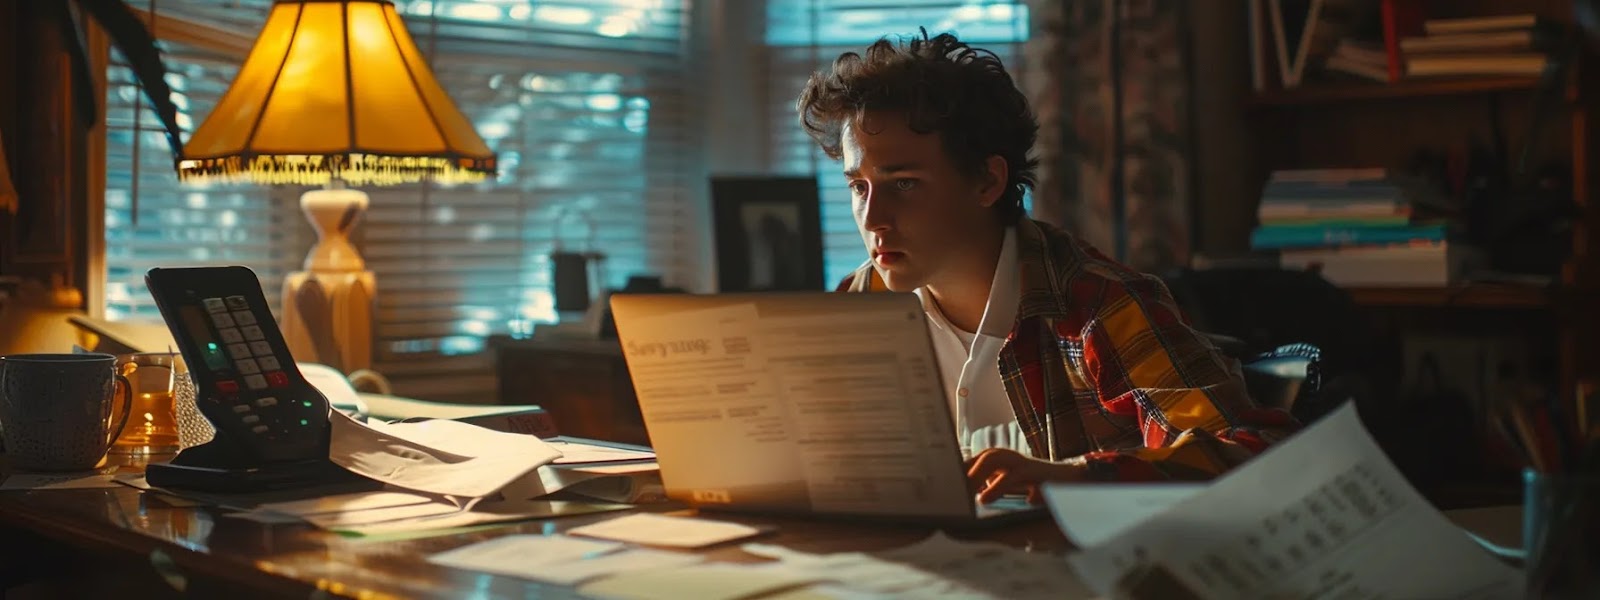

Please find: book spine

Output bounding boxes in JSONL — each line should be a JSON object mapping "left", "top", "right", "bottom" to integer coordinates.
{"left": 1251, "top": 225, "right": 1445, "bottom": 249}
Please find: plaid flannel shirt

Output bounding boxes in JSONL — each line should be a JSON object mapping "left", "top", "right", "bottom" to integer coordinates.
{"left": 838, "top": 218, "right": 1299, "bottom": 481}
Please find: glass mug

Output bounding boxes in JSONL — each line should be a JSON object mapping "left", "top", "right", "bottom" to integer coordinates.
{"left": 111, "top": 352, "right": 182, "bottom": 454}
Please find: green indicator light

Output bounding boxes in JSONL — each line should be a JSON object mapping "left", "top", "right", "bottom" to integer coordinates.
{"left": 300, "top": 419, "right": 309, "bottom": 426}
{"left": 302, "top": 401, "right": 313, "bottom": 408}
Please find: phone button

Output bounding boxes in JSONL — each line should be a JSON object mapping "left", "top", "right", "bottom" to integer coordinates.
{"left": 251, "top": 425, "right": 270, "bottom": 434}
{"left": 225, "top": 295, "right": 249, "bottom": 310}
{"left": 203, "top": 298, "right": 227, "bottom": 313}
{"left": 257, "top": 356, "right": 281, "bottom": 371}
{"left": 244, "top": 374, "right": 268, "bottom": 390}
{"left": 255, "top": 396, "right": 279, "bottom": 408}
{"left": 219, "top": 328, "right": 244, "bottom": 344}
{"left": 217, "top": 380, "right": 241, "bottom": 395}
{"left": 210, "top": 312, "right": 236, "bottom": 328}
{"left": 233, "top": 311, "right": 257, "bottom": 326}
{"left": 231, "top": 404, "right": 251, "bottom": 413}
{"left": 242, "top": 415, "right": 261, "bottom": 424}
{"left": 227, "top": 343, "right": 252, "bottom": 359}
{"left": 265, "top": 371, "right": 291, "bottom": 388}
{"left": 240, "top": 325, "right": 264, "bottom": 341}
{"left": 236, "top": 358, "right": 261, "bottom": 375}
{"left": 249, "top": 341, "right": 273, "bottom": 356}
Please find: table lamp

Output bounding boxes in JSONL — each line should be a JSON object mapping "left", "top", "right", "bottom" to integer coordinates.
{"left": 175, "top": 0, "right": 496, "bottom": 373}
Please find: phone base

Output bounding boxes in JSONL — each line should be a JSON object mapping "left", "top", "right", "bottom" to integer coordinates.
{"left": 145, "top": 432, "right": 364, "bottom": 493}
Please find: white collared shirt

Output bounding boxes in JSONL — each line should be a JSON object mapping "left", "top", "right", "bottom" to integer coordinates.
{"left": 914, "top": 227, "right": 1027, "bottom": 458}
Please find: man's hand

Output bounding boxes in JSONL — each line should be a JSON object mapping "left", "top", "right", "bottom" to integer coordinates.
{"left": 965, "top": 448, "right": 1086, "bottom": 504}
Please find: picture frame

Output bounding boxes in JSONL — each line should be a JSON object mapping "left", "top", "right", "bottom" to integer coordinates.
{"left": 710, "top": 176, "right": 825, "bottom": 293}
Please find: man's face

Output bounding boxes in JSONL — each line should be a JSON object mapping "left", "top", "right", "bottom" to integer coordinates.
{"left": 842, "top": 112, "right": 1001, "bottom": 292}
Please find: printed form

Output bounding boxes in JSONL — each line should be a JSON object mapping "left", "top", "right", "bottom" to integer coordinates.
{"left": 1063, "top": 403, "right": 1521, "bottom": 600}
{"left": 620, "top": 302, "right": 969, "bottom": 516}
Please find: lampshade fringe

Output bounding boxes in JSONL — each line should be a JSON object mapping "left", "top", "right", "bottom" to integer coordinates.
{"left": 176, "top": 153, "right": 495, "bottom": 186}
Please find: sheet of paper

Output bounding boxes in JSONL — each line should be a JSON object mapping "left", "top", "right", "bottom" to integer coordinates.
{"left": 495, "top": 462, "right": 660, "bottom": 502}
{"left": 429, "top": 534, "right": 623, "bottom": 572}
{"left": 1042, "top": 483, "right": 1205, "bottom": 547}
{"left": 548, "top": 441, "right": 656, "bottom": 465}
{"left": 1, "top": 473, "right": 121, "bottom": 491}
{"left": 746, "top": 532, "right": 1097, "bottom": 600}
{"left": 619, "top": 300, "right": 969, "bottom": 516}
{"left": 336, "top": 499, "right": 631, "bottom": 536}
{"left": 1065, "top": 403, "right": 1522, "bottom": 599}
{"left": 577, "top": 563, "right": 821, "bottom": 600}
{"left": 328, "top": 408, "right": 560, "bottom": 498}
{"left": 255, "top": 491, "right": 437, "bottom": 517}
{"left": 566, "top": 513, "right": 766, "bottom": 548}
{"left": 429, "top": 535, "right": 702, "bottom": 586}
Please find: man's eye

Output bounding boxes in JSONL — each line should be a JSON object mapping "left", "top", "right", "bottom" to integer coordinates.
{"left": 849, "top": 181, "right": 868, "bottom": 195}
{"left": 894, "top": 179, "right": 917, "bottom": 191}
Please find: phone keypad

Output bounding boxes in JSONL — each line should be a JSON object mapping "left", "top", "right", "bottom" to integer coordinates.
{"left": 193, "top": 294, "right": 320, "bottom": 441}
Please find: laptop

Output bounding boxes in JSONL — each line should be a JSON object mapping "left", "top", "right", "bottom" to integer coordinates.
{"left": 609, "top": 292, "right": 1044, "bottom": 526}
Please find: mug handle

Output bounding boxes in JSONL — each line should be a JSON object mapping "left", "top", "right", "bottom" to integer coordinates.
{"left": 106, "top": 374, "right": 135, "bottom": 450}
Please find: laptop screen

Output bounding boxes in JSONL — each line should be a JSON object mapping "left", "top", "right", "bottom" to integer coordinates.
{"left": 611, "top": 293, "right": 974, "bottom": 518}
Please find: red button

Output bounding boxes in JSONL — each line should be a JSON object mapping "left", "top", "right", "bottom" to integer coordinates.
{"left": 216, "top": 380, "right": 240, "bottom": 395}
{"left": 265, "top": 371, "right": 290, "bottom": 388}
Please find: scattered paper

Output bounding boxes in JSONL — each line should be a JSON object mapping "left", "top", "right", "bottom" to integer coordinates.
{"left": 430, "top": 535, "right": 702, "bottom": 586}
{"left": 1065, "top": 403, "right": 1522, "bottom": 599}
{"left": 495, "top": 462, "right": 661, "bottom": 503}
{"left": 1, "top": 473, "right": 121, "bottom": 491}
{"left": 328, "top": 408, "right": 561, "bottom": 499}
{"left": 747, "top": 532, "right": 1095, "bottom": 600}
{"left": 1042, "top": 483, "right": 1204, "bottom": 547}
{"left": 577, "top": 563, "right": 821, "bottom": 600}
{"left": 336, "top": 499, "right": 631, "bottom": 537}
{"left": 256, "top": 491, "right": 437, "bottom": 517}
{"left": 567, "top": 513, "right": 767, "bottom": 548}
{"left": 548, "top": 441, "right": 656, "bottom": 465}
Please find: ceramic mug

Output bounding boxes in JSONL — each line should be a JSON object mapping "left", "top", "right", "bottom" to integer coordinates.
{"left": 0, "top": 353, "right": 133, "bottom": 471}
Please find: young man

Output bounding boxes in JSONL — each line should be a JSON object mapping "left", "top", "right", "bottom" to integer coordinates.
{"left": 798, "top": 31, "right": 1298, "bottom": 502}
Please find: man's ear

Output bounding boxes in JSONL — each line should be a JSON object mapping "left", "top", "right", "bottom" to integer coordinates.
{"left": 976, "top": 155, "right": 1009, "bottom": 208}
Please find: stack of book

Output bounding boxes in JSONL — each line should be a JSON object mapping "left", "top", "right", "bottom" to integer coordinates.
{"left": 1252, "top": 168, "right": 1466, "bottom": 286}
{"left": 1401, "top": 14, "right": 1554, "bottom": 77}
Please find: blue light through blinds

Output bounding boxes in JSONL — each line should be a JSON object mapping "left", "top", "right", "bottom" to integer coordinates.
{"left": 105, "top": 0, "right": 692, "bottom": 403}
{"left": 765, "top": 0, "right": 1031, "bottom": 287}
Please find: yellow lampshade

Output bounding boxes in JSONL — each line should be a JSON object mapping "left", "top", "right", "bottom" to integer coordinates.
{"left": 176, "top": 0, "right": 496, "bottom": 186}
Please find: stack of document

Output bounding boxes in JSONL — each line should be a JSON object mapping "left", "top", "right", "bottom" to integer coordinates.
{"left": 1044, "top": 403, "right": 1523, "bottom": 599}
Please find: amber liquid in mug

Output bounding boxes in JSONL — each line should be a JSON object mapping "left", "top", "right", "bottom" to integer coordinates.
{"left": 114, "top": 390, "right": 180, "bottom": 452}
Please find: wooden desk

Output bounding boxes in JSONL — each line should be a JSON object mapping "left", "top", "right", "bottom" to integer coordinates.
{"left": 0, "top": 463, "right": 1067, "bottom": 598}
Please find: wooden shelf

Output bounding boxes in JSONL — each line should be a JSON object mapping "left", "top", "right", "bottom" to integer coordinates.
{"left": 1344, "top": 283, "right": 1551, "bottom": 308}
{"left": 1249, "top": 77, "right": 1541, "bottom": 108}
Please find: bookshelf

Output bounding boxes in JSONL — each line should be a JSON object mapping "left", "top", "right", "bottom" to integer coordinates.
{"left": 1215, "top": 0, "right": 1600, "bottom": 504}
{"left": 1248, "top": 76, "right": 1541, "bottom": 107}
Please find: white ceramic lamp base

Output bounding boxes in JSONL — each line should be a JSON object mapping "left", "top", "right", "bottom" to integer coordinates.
{"left": 279, "top": 186, "right": 374, "bottom": 373}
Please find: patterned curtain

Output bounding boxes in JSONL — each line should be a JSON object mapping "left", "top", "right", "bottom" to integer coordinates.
{"left": 1026, "top": 0, "right": 1194, "bottom": 272}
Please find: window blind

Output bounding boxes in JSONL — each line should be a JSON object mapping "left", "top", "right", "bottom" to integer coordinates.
{"left": 105, "top": 0, "right": 694, "bottom": 404}
{"left": 764, "top": 0, "right": 1032, "bottom": 286}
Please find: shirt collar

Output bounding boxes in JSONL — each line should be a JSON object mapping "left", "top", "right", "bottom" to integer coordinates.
{"left": 916, "top": 226, "right": 1020, "bottom": 339}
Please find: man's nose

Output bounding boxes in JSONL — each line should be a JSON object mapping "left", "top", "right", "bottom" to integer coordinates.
{"left": 860, "top": 190, "right": 893, "bottom": 232}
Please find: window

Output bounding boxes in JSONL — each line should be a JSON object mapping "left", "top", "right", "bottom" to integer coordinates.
{"left": 105, "top": 0, "right": 694, "bottom": 402}
{"left": 764, "top": 0, "right": 1032, "bottom": 286}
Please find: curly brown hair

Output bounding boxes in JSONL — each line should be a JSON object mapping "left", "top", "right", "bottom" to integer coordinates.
{"left": 797, "top": 30, "right": 1038, "bottom": 222}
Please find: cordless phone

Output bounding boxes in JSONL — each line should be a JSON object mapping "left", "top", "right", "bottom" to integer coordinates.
{"left": 144, "top": 266, "right": 359, "bottom": 492}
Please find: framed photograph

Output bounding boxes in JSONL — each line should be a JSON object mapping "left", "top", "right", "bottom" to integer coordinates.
{"left": 711, "top": 176, "right": 824, "bottom": 293}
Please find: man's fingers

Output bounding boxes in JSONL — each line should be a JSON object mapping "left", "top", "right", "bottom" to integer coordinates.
{"left": 965, "top": 448, "right": 1017, "bottom": 480}
{"left": 976, "top": 469, "right": 1020, "bottom": 504}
